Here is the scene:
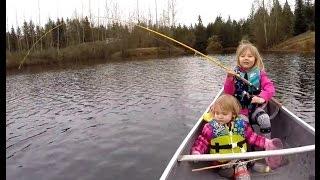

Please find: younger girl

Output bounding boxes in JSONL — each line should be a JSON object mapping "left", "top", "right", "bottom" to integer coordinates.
{"left": 224, "top": 41, "right": 275, "bottom": 138}
{"left": 191, "top": 94, "right": 276, "bottom": 179}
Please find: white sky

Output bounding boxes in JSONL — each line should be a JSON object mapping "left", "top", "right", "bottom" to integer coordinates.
{"left": 6, "top": 0, "right": 297, "bottom": 31}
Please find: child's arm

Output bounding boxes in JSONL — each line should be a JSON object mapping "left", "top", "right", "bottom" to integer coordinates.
{"left": 258, "top": 70, "right": 275, "bottom": 101}
{"left": 190, "top": 123, "right": 213, "bottom": 154}
{"left": 224, "top": 75, "right": 235, "bottom": 95}
{"left": 244, "top": 121, "right": 268, "bottom": 149}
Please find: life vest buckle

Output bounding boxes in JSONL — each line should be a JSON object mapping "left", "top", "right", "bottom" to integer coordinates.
{"left": 231, "top": 143, "right": 237, "bottom": 148}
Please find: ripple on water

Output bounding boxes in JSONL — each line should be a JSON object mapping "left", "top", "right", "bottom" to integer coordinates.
{"left": 6, "top": 54, "right": 314, "bottom": 179}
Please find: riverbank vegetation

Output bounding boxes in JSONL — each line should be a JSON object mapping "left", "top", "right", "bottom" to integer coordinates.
{"left": 6, "top": 0, "right": 314, "bottom": 69}
{"left": 268, "top": 31, "right": 314, "bottom": 53}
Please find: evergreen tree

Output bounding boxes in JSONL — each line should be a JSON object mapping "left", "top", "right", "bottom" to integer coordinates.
{"left": 239, "top": 19, "right": 251, "bottom": 41}
{"left": 44, "top": 18, "right": 55, "bottom": 48}
{"left": 16, "top": 27, "right": 22, "bottom": 51}
{"left": 6, "top": 32, "right": 10, "bottom": 51}
{"left": 231, "top": 20, "right": 241, "bottom": 47}
{"left": 59, "top": 18, "right": 67, "bottom": 48}
{"left": 81, "top": 16, "right": 92, "bottom": 42}
{"left": 304, "top": 0, "right": 314, "bottom": 30}
{"left": 206, "top": 22, "right": 214, "bottom": 40}
{"left": 29, "top": 20, "right": 36, "bottom": 49}
{"left": 212, "top": 16, "right": 224, "bottom": 38}
{"left": 251, "top": 7, "right": 269, "bottom": 48}
{"left": 269, "top": 0, "right": 283, "bottom": 46}
{"left": 22, "top": 21, "right": 30, "bottom": 50}
{"left": 220, "top": 16, "right": 232, "bottom": 47}
{"left": 293, "top": 0, "right": 307, "bottom": 35}
{"left": 9, "top": 26, "right": 18, "bottom": 51}
{"left": 282, "top": 0, "right": 294, "bottom": 39}
{"left": 173, "top": 24, "right": 195, "bottom": 48}
{"left": 194, "top": 15, "right": 207, "bottom": 53}
{"left": 35, "top": 25, "right": 43, "bottom": 51}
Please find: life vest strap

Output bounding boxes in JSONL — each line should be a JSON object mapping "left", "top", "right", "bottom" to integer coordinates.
{"left": 211, "top": 140, "right": 246, "bottom": 153}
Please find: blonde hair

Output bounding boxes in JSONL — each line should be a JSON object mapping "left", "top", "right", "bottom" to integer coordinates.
{"left": 236, "top": 40, "right": 265, "bottom": 70}
{"left": 210, "top": 94, "right": 241, "bottom": 121}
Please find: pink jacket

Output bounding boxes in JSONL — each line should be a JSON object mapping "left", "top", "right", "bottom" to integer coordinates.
{"left": 224, "top": 68, "right": 275, "bottom": 116}
{"left": 191, "top": 120, "right": 266, "bottom": 154}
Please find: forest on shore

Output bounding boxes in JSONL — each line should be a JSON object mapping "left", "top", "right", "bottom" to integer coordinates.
{"left": 6, "top": 0, "right": 314, "bottom": 69}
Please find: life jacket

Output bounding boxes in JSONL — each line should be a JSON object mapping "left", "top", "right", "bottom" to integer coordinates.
{"left": 209, "top": 118, "right": 248, "bottom": 162}
{"left": 234, "top": 66, "right": 261, "bottom": 110}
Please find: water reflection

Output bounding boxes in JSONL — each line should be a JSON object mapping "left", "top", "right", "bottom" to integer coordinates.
{"left": 6, "top": 53, "right": 314, "bottom": 179}
{"left": 263, "top": 53, "right": 315, "bottom": 122}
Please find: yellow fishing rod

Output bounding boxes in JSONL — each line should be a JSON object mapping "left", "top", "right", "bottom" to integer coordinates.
{"left": 18, "top": 17, "right": 281, "bottom": 107}
{"left": 132, "top": 24, "right": 255, "bottom": 89}
{"left": 133, "top": 21, "right": 282, "bottom": 107}
{"left": 19, "top": 23, "right": 64, "bottom": 69}
{"left": 18, "top": 17, "right": 237, "bottom": 81}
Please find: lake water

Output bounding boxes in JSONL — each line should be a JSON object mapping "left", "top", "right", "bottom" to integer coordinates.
{"left": 6, "top": 53, "right": 315, "bottom": 180}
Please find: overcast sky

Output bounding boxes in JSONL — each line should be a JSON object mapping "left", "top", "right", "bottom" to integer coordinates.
{"left": 6, "top": 0, "right": 297, "bottom": 31}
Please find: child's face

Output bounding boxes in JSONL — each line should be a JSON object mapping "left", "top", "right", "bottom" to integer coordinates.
{"left": 239, "top": 49, "right": 255, "bottom": 70}
{"left": 212, "top": 106, "right": 233, "bottom": 125}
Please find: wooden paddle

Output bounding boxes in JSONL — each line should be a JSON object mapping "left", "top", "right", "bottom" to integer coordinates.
{"left": 192, "top": 158, "right": 264, "bottom": 172}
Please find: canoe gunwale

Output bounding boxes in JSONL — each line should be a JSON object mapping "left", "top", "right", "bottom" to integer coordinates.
{"left": 178, "top": 144, "right": 315, "bottom": 161}
{"left": 159, "top": 88, "right": 224, "bottom": 180}
{"left": 280, "top": 106, "right": 315, "bottom": 135}
{"left": 159, "top": 88, "right": 315, "bottom": 180}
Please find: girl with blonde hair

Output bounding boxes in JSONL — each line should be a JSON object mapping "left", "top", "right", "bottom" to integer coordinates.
{"left": 224, "top": 41, "right": 275, "bottom": 139}
{"left": 191, "top": 94, "right": 280, "bottom": 179}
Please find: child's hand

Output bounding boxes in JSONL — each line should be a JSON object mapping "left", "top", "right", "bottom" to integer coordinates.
{"left": 192, "top": 150, "right": 201, "bottom": 155}
{"left": 251, "top": 96, "right": 265, "bottom": 104}
{"left": 227, "top": 70, "right": 236, "bottom": 77}
{"left": 264, "top": 139, "right": 273, "bottom": 149}
{"left": 191, "top": 151, "right": 201, "bottom": 163}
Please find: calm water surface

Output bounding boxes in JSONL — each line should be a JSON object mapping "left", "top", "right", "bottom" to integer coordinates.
{"left": 6, "top": 53, "right": 314, "bottom": 180}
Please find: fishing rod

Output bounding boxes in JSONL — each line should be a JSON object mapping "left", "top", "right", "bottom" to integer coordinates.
{"left": 136, "top": 24, "right": 282, "bottom": 106}
{"left": 18, "top": 17, "right": 282, "bottom": 106}
{"left": 131, "top": 21, "right": 282, "bottom": 107}
{"left": 18, "top": 23, "right": 64, "bottom": 69}
{"left": 17, "top": 16, "right": 248, "bottom": 85}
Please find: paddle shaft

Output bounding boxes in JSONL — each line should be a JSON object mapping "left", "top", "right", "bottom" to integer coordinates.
{"left": 178, "top": 145, "right": 315, "bottom": 162}
{"left": 192, "top": 158, "right": 264, "bottom": 172}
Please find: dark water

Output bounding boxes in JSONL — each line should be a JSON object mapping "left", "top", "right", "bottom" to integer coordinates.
{"left": 6, "top": 53, "right": 314, "bottom": 180}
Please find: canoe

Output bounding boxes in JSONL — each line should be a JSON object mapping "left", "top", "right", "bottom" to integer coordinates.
{"left": 160, "top": 88, "right": 315, "bottom": 180}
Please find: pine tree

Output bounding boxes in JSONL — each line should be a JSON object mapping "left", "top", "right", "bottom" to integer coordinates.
{"left": 22, "top": 21, "right": 30, "bottom": 50}
{"left": 269, "top": 0, "right": 283, "bottom": 46}
{"left": 282, "top": 0, "right": 294, "bottom": 39}
{"left": 304, "top": 0, "right": 314, "bottom": 31}
{"left": 16, "top": 27, "right": 22, "bottom": 51}
{"left": 221, "top": 16, "right": 232, "bottom": 47}
{"left": 81, "top": 16, "right": 92, "bottom": 42}
{"left": 293, "top": 0, "right": 307, "bottom": 35}
{"left": 10, "top": 26, "right": 18, "bottom": 51}
{"left": 194, "top": 15, "right": 207, "bottom": 53}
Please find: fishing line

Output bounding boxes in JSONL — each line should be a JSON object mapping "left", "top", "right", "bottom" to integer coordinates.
{"left": 19, "top": 16, "right": 276, "bottom": 97}
{"left": 19, "top": 23, "right": 64, "bottom": 69}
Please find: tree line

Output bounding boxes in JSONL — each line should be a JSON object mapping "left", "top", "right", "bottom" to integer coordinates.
{"left": 6, "top": 0, "right": 314, "bottom": 55}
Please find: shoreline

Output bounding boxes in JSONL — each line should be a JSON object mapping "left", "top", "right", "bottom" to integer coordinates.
{"left": 6, "top": 46, "right": 314, "bottom": 75}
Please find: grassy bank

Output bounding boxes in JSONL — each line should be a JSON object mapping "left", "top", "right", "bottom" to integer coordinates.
{"left": 268, "top": 31, "right": 315, "bottom": 53}
{"left": 6, "top": 41, "right": 121, "bottom": 69}
{"left": 6, "top": 31, "right": 314, "bottom": 70}
{"left": 6, "top": 41, "right": 186, "bottom": 70}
